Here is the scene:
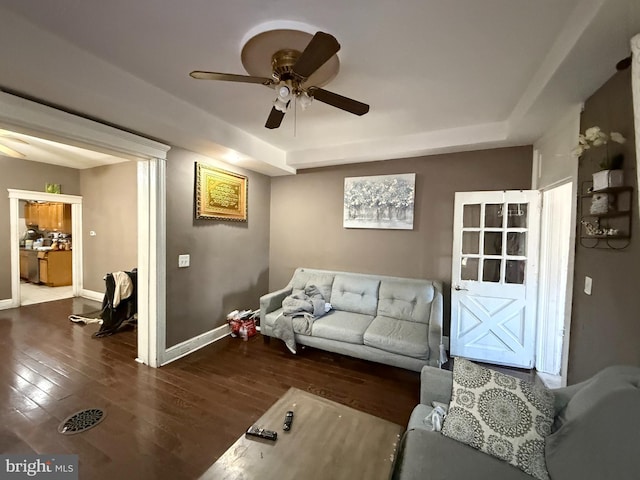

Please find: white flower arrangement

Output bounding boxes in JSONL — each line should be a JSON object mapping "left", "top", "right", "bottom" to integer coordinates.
{"left": 572, "top": 126, "right": 626, "bottom": 158}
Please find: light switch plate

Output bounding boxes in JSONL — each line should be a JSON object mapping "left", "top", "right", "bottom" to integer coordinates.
{"left": 178, "top": 254, "right": 190, "bottom": 268}
{"left": 584, "top": 276, "right": 592, "bottom": 295}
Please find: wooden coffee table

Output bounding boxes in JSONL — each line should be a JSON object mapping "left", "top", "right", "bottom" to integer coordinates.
{"left": 199, "top": 387, "right": 404, "bottom": 480}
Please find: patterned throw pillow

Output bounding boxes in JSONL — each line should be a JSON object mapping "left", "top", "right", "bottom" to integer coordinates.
{"left": 441, "top": 358, "right": 554, "bottom": 480}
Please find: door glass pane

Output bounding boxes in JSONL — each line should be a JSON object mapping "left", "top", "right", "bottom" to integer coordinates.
{"left": 461, "top": 257, "right": 479, "bottom": 281}
{"left": 463, "top": 204, "right": 481, "bottom": 227}
{"left": 506, "top": 260, "right": 526, "bottom": 284}
{"left": 484, "top": 232, "right": 503, "bottom": 255}
{"left": 462, "top": 232, "right": 479, "bottom": 254}
{"left": 506, "top": 232, "right": 526, "bottom": 256}
{"left": 482, "top": 259, "right": 501, "bottom": 282}
{"left": 485, "top": 204, "right": 503, "bottom": 227}
{"left": 507, "top": 203, "right": 528, "bottom": 228}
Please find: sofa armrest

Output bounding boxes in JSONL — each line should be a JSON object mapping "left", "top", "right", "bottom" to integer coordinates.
{"left": 420, "top": 366, "right": 453, "bottom": 406}
{"left": 259, "top": 287, "right": 292, "bottom": 326}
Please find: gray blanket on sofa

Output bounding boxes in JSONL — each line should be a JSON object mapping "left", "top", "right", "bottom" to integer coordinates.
{"left": 273, "top": 284, "right": 327, "bottom": 354}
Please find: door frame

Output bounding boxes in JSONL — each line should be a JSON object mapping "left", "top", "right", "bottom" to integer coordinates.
{"left": 0, "top": 91, "right": 170, "bottom": 367}
{"left": 8, "top": 190, "right": 83, "bottom": 303}
{"left": 535, "top": 178, "right": 576, "bottom": 387}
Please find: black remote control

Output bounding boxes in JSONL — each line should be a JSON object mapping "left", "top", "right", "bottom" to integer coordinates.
{"left": 246, "top": 426, "right": 277, "bottom": 441}
{"left": 283, "top": 411, "right": 294, "bottom": 431}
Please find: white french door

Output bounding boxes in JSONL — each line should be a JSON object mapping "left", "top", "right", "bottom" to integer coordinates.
{"left": 451, "top": 191, "right": 541, "bottom": 368}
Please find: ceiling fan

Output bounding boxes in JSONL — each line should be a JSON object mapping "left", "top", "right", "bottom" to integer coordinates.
{"left": 190, "top": 31, "right": 369, "bottom": 129}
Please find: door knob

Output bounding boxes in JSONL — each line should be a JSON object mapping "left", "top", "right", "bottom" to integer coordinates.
{"left": 454, "top": 285, "right": 468, "bottom": 291}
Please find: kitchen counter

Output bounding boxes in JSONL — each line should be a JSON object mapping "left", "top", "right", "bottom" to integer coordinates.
{"left": 20, "top": 248, "right": 72, "bottom": 286}
{"left": 38, "top": 250, "right": 72, "bottom": 286}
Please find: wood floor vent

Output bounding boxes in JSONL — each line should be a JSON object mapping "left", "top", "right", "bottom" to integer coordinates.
{"left": 58, "top": 408, "right": 106, "bottom": 435}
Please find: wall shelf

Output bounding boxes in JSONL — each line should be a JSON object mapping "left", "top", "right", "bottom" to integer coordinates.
{"left": 579, "top": 182, "right": 632, "bottom": 249}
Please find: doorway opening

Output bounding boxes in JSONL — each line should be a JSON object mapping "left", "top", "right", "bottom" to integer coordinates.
{"left": 9, "top": 189, "right": 83, "bottom": 308}
{"left": 1, "top": 89, "right": 169, "bottom": 367}
{"left": 535, "top": 181, "right": 576, "bottom": 387}
{"left": 17, "top": 196, "right": 76, "bottom": 306}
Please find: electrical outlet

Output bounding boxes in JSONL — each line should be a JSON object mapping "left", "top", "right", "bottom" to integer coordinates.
{"left": 584, "top": 276, "right": 592, "bottom": 295}
{"left": 178, "top": 254, "right": 190, "bottom": 268}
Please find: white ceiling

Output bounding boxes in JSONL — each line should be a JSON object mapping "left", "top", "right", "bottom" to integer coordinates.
{"left": 0, "top": 0, "right": 637, "bottom": 175}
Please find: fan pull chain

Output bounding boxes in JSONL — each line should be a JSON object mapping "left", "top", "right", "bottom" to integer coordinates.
{"left": 293, "top": 95, "right": 297, "bottom": 137}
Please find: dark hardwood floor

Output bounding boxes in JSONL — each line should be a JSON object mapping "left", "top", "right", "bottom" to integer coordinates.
{"left": 0, "top": 297, "right": 420, "bottom": 479}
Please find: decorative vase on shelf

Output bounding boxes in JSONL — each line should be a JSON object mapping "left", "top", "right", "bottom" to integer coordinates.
{"left": 592, "top": 169, "right": 624, "bottom": 191}
{"left": 573, "top": 127, "right": 626, "bottom": 191}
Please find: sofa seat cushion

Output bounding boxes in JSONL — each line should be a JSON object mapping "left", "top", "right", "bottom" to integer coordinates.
{"left": 377, "top": 280, "right": 435, "bottom": 323}
{"left": 264, "top": 307, "right": 283, "bottom": 328}
{"left": 311, "top": 310, "right": 374, "bottom": 344}
{"left": 330, "top": 275, "right": 380, "bottom": 316}
{"left": 392, "top": 428, "right": 532, "bottom": 480}
{"left": 441, "top": 359, "right": 554, "bottom": 480}
{"left": 363, "top": 316, "right": 429, "bottom": 359}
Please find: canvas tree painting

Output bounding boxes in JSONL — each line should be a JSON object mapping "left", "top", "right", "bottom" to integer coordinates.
{"left": 343, "top": 173, "right": 415, "bottom": 229}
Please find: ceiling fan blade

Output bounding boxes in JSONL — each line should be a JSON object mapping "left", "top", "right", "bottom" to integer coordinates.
{"left": 190, "top": 71, "right": 274, "bottom": 86}
{"left": 292, "top": 32, "right": 340, "bottom": 79}
{"left": 308, "top": 87, "right": 369, "bottom": 116}
{"left": 265, "top": 107, "right": 285, "bottom": 129}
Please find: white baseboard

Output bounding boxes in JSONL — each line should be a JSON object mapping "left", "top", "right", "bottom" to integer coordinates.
{"left": 80, "top": 289, "right": 103, "bottom": 302}
{"left": 161, "top": 324, "right": 231, "bottom": 366}
{"left": 0, "top": 298, "right": 18, "bottom": 311}
{"left": 537, "top": 372, "right": 563, "bottom": 389}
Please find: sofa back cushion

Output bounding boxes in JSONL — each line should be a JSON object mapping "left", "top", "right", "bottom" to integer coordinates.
{"left": 545, "top": 366, "right": 640, "bottom": 480}
{"left": 290, "top": 269, "right": 335, "bottom": 302}
{"left": 330, "top": 274, "right": 380, "bottom": 315}
{"left": 377, "top": 280, "right": 435, "bottom": 323}
{"left": 553, "top": 365, "right": 640, "bottom": 428}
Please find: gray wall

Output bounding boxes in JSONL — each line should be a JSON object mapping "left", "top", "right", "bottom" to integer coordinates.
{"left": 0, "top": 156, "right": 80, "bottom": 299}
{"left": 269, "top": 146, "right": 533, "bottom": 333}
{"left": 568, "top": 69, "right": 640, "bottom": 383}
{"left": 165, "top": 148, "right": 271, "bottom": 348}
{"left": 80, "top": 161, "right": 138, "bottom": 292}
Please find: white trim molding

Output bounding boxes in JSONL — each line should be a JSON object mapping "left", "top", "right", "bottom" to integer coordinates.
{"left": 631, "top": 34, "right": 640, "bottom": 217}
{"left": 2, "top": 91, "right": 169, "bottom": 368}
{"left": 0, "top": 91, "right": 169, "bottom": 162}
{"left": 7, "top": 189, "right": 83, "bottom": 310}
{"left": 80, "top": 289, "right": 104, "bottom": 303}
{"left": 161, "top": 324, "right": 231, "bottom": 366}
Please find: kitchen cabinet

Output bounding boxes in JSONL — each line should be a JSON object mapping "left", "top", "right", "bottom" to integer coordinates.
{"left": 20, "top": 249, "right": 40, "bottom": 283}
{"left": 24, "top": 202, "right": 72, "bottom": 232}
{"left": 38, "top": 250, "right": 72, "bottom": 286}
{"left": 20, "top": 249, "right": 31, "bottom": 280}
{"left": 25, "top": 202, "right": 42, "bottom": 227}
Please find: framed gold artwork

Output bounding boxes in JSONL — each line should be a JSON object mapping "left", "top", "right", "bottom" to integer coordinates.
{"left": 195, "top": 163, "right": 247, "bottom": 221}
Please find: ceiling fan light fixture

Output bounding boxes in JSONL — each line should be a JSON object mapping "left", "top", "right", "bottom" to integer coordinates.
{"left": 298, "top": 91, "right": 313, "bottom": 110}
{"left": 278, "top": 84, "right": 291, "bottom": 98}
{"left": 273, "top": 96, "right": 289, "bottom": 113}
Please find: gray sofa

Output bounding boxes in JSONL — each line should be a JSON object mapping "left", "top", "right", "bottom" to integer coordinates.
{"left": 259, "top": 267, "right": 444, "bottom": 372}
{"left": 392, "top": 364, "right": 640, "bottom": 480}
